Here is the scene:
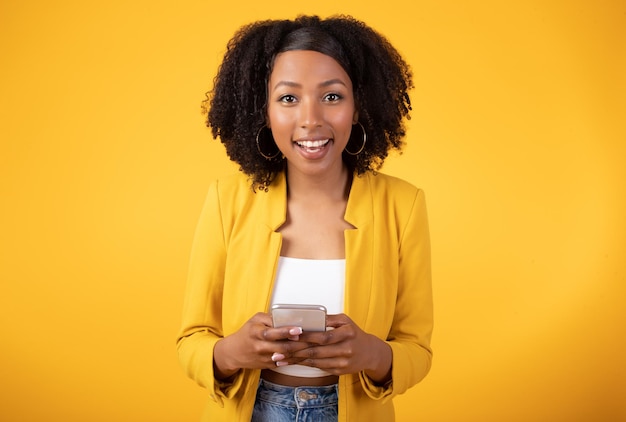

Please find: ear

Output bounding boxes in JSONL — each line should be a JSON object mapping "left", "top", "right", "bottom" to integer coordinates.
{"left": 352, "top": 111, "right": 359, "bottom": 125}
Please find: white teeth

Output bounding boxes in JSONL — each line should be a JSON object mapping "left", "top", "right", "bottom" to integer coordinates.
{"left": 296, "top": 139, "right": 330, "bottom": 148}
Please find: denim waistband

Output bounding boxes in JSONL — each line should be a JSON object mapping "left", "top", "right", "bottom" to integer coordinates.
{"left": 256, "top": 379, "right": 338, "bottom": 408}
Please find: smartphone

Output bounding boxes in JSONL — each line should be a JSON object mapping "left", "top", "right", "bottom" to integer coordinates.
{"left": 271, "top": 304, "right": 327, "bottom": 332}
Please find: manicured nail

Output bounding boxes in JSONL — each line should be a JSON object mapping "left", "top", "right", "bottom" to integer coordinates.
{"left": 289, "top": 327, "right": 303, "bottom": 335}
{"left": 271, "top": 353, "right": 285, "bottom": 362}
{"left": 276, "top": 361, "right": 289, "bottom": 367}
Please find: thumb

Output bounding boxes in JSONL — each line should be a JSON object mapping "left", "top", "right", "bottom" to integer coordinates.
{"left": 325, "top": 313, "right": 351, "bottom": 329}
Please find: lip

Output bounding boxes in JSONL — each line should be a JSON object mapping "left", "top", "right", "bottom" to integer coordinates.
{"left": 292, "top": 136, "right": 333, "bottom": 159}
{"left": 293, "top": 134, "right": 332, "bottom": 143}
{"left": 295, "top": 139, "right": 331, "bottom": 148}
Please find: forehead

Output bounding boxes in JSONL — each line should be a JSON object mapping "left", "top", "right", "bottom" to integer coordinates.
{"left": 269, "top": 50, "right": 352, "bottom": 86}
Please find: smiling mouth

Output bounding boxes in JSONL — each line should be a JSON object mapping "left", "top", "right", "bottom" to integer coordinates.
{"left": 295, "top": 139, "right": 331, "bottom": 151}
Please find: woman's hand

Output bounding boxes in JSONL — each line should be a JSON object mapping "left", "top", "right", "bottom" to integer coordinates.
{"left": 212, "top": 312, "right": 312, "bottom": 380}
{"left": 286, "top": 314, "right": 393, "bottom": 384}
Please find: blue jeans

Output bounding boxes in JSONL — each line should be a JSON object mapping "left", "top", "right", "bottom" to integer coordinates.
{"left": 251, "top": 379, "right": 338, "bottom": 422}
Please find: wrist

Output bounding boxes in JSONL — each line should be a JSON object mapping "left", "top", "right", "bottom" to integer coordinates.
{"left": 364, "top": 336, "right": 392, "bottom": 384}
{"left": 213, "top": 338, "right": 239, "bottom": 380}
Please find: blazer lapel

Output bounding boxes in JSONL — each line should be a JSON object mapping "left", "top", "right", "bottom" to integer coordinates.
{"left": 254, "top": 172, "right": 288, "bottom": 311}
{"left": 343, "top": 173, "right": 374, "bottom": 328}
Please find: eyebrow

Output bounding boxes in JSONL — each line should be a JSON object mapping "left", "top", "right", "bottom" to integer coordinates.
{"left": 272, "top": 78, "right": 348, "bottom": 91}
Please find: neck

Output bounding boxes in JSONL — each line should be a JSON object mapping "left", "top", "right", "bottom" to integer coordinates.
{"left": 285, "top": 164, "right": 351, "bottom": 203}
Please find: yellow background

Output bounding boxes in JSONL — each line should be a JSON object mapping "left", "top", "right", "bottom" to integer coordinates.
{"left": 1, "top": 1, "right": 624, "bottom": 420}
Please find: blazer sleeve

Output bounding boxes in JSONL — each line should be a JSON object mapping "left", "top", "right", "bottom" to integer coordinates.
{"left": 176, "top": 181, "right": 245, "bottom": 406}
{"left": 361, "top": 188, "right": 434, "bottom": 400}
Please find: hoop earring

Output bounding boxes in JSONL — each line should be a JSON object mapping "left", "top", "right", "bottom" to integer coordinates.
{"left": 256, "top": 126, "right": 281, "bottom": 160}
{"left": 344, "top": 122, "right": 367, "bottom": 156}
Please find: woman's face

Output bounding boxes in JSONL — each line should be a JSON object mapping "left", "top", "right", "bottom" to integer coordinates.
{"left": 267, "top": 50, "right": 357, "bottom": 180}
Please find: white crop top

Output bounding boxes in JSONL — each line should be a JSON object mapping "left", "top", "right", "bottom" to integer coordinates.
{"left": 269, "top": 256, "right": 345, "bottom": 377}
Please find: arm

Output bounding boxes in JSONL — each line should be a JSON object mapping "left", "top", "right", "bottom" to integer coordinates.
{"left": 357, "top": 187, "right": 433, "bottom": 401}
{"left": 176, "top": 181, "right": 244, "bottom": 404}
{"left": 386, "top": 188, "right": 433, "bottom": 391}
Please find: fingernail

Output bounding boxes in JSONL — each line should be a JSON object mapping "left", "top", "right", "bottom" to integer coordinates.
{"left": 289, "top": 327, "right": 303, "bottom": 335}
{"left": 271, "top": 353, "right": 285, "bottom": 362}
{"left": 276, "top": 361, "right": 289, "bottom": 367}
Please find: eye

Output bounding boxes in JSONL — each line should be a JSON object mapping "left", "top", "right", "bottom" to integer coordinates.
{"left": 279, "top": 94, "right": 297, "bottom": 104}
{"left": 324, "top": 93, "right": 343, "bottom": 102}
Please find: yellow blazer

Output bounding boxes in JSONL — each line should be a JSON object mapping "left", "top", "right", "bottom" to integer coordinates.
{"left": 177, "top": 170, "right": 433, "bottom": 421}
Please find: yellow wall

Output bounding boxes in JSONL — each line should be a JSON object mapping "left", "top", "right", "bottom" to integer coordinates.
{"left": 1, "top": 1, "right": 624, "bottom": 420}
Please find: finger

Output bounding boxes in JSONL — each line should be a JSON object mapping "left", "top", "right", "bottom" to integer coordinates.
{"left": 300, "top": 329, "right": 341, "bottom": 346}
{"left": 270, "top": 348, "right": 312, "bottom": 368}
{"left": 274, "top": 338, "right": 319, "bottom": 357}
{"left": 299, "top": 356, "right": 351, "bottom": 374}
{"left": 290, "top": 342, "right": 345, "bottom": 361}
{"left": 325, "top": 313, "right": 351, "bottom": 328}
{"left": 259, "top": 326, "right": 303, "bottom": 342}
{"left": 271, "top": 352, "right": 285, "bottom": 362}
{"left": 251, "top": 312, "right": 274, "bottom": 327}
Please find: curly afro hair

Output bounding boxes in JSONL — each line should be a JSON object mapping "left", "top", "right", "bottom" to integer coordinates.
{"left": 204, "top": 15, "right": 413, "bottom": 190}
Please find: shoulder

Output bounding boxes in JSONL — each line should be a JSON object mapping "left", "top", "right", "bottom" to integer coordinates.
{"left": 360, "top": 172, "right": 423, "bottom": 200}
{"left": 347, "top": 171, "right": 426, "bottom": 225}
{"left": 363, "top": 172, "right": 427, "bottom": 225}
{"left": 207, "top": 171, "right": 271, "bottom": 202}
{"left": 366, "top": 171, "right": 418, "bottom": 189}
{"left": 210, "top": 171, "right": 286, "bottom": 197}
{"left": 210, "top": 172, "right": 252, "bottom": 193}
{"left": 201, "top": 172, "right": 256, "bottom": 214}
{"left": 204, "top": 171, "right": 286, "bottom": 223}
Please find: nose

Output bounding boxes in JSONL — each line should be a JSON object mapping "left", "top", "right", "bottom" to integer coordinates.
{"left": 299, "top": 99, "right": 322, "bottom": 128}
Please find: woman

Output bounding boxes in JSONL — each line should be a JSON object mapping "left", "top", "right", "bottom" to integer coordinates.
{"left": 177, "top": 15, "right": 433, "bottom": 421}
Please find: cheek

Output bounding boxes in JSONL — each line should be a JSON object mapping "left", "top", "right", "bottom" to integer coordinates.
{"left": 267, "top": 111, "right": 292, "bottom": 145}
{"left": 331, "top": 109, "right": 357, "bottom": 131}
{"left": 267, "top": 108, "right": 292, "bottom": 130}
